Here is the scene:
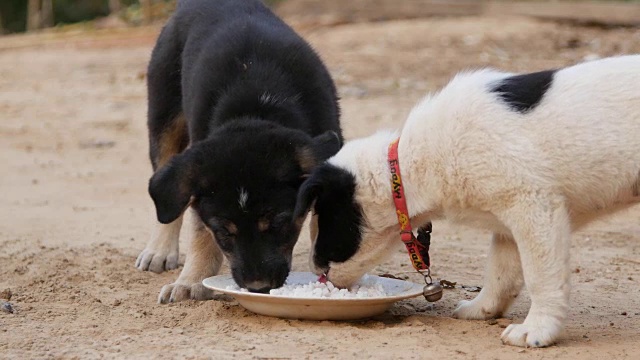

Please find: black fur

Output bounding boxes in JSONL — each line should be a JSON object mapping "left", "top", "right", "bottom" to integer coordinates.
{"left": 146, "top": 0, "right": 342, "bottom": 291}
{"left": 294, "top": 164, "right": 364, "bottom": 271}
{"left": 491, "top": 70, "right": 557, "bottom": 113}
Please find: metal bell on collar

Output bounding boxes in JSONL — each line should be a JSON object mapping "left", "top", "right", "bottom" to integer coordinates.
{"left": 423, "top": 282, "right": 443, "bottom": 302}
{"left": 420, "top": 268, "right": 443, "bottom": 302}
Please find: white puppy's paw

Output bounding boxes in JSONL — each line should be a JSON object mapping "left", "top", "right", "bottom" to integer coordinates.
{"left": 135, "top": 246, "right": 179, "bottom": 273}
{"left": 453, "top": 298, "right": 502, "bottom": 320}
{"left": 158, "top": 282, "right": 213, "bottom": 304}
{"left": 500, "top": 315, "right": 562, "bottom": 348}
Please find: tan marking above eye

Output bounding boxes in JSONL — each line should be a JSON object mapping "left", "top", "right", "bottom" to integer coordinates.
{"left": 258, "top": 218, "right": 270, "bottom": 232}
{"left": 226, "top": 222, "right": 238, "bottom": 236}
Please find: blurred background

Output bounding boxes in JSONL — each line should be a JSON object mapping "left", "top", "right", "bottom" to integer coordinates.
{"left": 0, "top": 0, "right": 169, "bottom": 33}
{"left": 1, "top": 0, "right": 639, "bottom": 34}
{"left": 0, "top": 0, "right": 283, "bottom": 33}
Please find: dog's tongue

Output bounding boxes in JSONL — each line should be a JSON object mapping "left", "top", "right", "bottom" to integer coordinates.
{"left": 318, "top": 273, "right": 328, "bottom": 283}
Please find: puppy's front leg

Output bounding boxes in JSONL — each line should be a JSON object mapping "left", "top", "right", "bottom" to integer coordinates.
{"left": 454, "top": 233, "right": 524, "bottom": 320}
{"left": 136, "top": 215, "right": 183, "bottom": 273}
{"left": 158, "top": 208, "right": 224, "bottom": 303}
{"left": 499, "top": 197, "right": 571, "bottom": 347}
{"left": 307, "top": 214, "right": 323, "bottom": 274}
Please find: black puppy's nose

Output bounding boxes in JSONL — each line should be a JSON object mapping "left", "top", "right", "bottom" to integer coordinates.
{"left": 245, "top": 280, "right": 272, "bottom": 293}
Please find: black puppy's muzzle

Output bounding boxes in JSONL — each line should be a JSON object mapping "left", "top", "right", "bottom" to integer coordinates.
{"left": 232, "top": 258, "right": 290, "bottom": 293}
{"left": 244, "top": 281, "right": 272, "bottom": 294}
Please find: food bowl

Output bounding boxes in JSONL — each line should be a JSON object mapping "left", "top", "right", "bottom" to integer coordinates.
{"left": 202, "top": 272, "right": 423, "bottom": 320}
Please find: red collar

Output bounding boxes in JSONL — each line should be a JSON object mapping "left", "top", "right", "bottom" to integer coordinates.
{"left": 387, "top": 138, "right": 432, "bottom": 272}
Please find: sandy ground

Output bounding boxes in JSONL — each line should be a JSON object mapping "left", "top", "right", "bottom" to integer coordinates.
{"left": 1, "top": 11, "right": 640, "bottom": 360}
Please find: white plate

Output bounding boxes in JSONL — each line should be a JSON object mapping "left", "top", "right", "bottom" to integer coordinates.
{"left": 202, "top": 272, "right": 424, "bottom": 320}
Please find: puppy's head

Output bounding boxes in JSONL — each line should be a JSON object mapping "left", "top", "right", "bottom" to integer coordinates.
{"left": 293, "top": 134, "right": 400, "bottom": 288}
{"left": 149, "top": 121, "right": 341, "bottom": 292}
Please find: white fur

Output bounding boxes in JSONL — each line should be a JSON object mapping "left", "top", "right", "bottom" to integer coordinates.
{"left": 135, "top": 214, "right": 183, "bottom": 273}
{"left": 259, "top": 92, "right": 279, "bottom": 106}
{"left": 325, "top": 55, "right": 640, "bottom": 347}
{"left": 238, "top": 187, "right": 249, "bottom": 211}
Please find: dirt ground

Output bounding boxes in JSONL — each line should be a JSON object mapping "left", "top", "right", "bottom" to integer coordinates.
{"left": 1, "top": 8, "right": 640, "bottom": 360}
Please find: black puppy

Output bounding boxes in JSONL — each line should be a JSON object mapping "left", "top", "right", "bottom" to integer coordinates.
{"left": 135, "top": 0, "right": 342, "bottom": 303}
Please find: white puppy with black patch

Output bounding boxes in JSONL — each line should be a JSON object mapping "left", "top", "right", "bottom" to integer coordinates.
{"left": 294, "top": 55, "right": 640, "bottom": 347}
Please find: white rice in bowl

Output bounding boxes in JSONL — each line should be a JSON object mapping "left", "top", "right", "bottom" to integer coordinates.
{"left": 225, "top": 275, "right": 387, "bottom": 298}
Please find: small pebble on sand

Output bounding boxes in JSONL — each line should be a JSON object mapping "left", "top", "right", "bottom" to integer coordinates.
{"left": 1, "top": 302, "right": 14, "bottom": 314}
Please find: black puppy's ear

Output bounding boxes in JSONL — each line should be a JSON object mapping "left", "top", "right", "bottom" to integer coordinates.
{"left": 297, "top": 130, "right": 342, "bottom": 174}
{"left": 148, "top": 153, "right": 199, "bottom": 224}
{"left": 293, "top": 175, "right": 322, "bottom": 220}
{"left": 312, "top": 130, "right": 342, "bottom": 162}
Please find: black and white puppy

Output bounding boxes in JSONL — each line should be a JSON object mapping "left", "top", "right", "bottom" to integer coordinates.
{"left": 135, "top": 0, "right": 342, "bottom": 302}
{"left": 294, "top": 56, "right": 640, "bottom": 347}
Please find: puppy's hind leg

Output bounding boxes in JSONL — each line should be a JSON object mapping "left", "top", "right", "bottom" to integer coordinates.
{"left": 498, "top": 195, "right": 571, "bottom": 348}
{"left": 136, "top": 20, "right": 189, "bottom": 273}
{"left": 454, "top": 233, "right": 524, "bottom": 320}
{"left": 158, "top": 208, "right": 224, "bottom": 303}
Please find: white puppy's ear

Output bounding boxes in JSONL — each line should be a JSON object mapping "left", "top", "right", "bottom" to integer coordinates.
{"left": 293, "top": 174, "right": 323, "bottom": 220}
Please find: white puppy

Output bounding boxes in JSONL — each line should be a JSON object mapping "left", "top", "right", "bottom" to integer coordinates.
{"left": 294, "top": 55, "right": 640, "bottom": 347}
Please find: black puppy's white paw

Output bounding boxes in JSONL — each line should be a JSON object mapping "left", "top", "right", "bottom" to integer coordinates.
{"left": 136, "top": 247, "right": 179, "bottom": 273}
{"left": 158, "top": 282, "right": 214, "bottom": 303}
{"left": 136, "top": 218, "right": 182, "bottom": 273}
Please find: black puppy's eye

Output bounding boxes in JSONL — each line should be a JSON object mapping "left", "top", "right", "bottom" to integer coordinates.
{"left": 269, "top": 212, "right": 292, "bottom": 233}
{"left": 257, "top": 212, "right": 291, "bottom": 233}
{"left": 210, "top": 225, "right": 235, "bottom": 251}
{"left": 207, "top": 218, "right": 237, "bottom": 238}
{"left": 216, "top": 227, "right": 234, "bottom": 237}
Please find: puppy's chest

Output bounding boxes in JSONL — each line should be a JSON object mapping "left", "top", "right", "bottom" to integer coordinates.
{"left": 442, "top": 207, "right": 508, "bottom": 234}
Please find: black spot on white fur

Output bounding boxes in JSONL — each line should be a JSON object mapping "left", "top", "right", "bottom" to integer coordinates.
{"left": 294, "top": 164, "right": 363, "bottom": 269}
{"left": 491, "top": 70, "right": 557, "bottom": 113}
